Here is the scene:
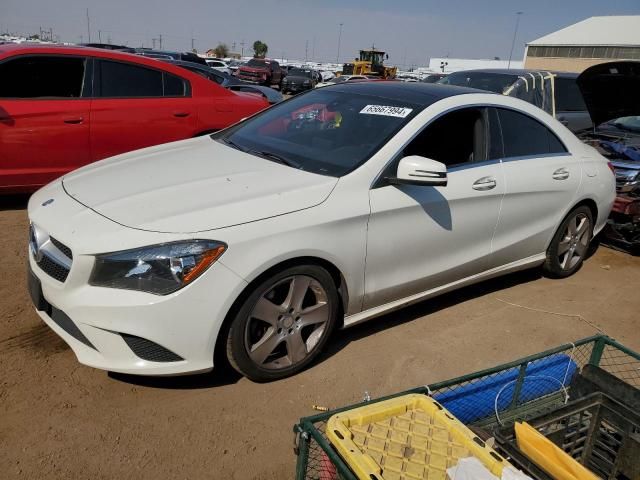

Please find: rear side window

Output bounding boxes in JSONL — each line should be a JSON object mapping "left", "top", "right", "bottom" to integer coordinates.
{"left": 98, "top": 60, "right": 187, "bottom": 97}
{"left": 163, "top": 72, "right": 187, "bottom": 96}
{"left": 555, "top": 77, "right": 587, "bottom": 112}
{"left": 0, "top": 55, "right": 86, "bottom": 98}
{"left": 496, "top": 108, "right": 566, "bottom": 158}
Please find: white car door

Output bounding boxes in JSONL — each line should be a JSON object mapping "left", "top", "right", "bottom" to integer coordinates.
{"left": 490, "top": 107, "right": 582, "bottom": 266}
{"left": 364, "top": 107, "right": 505, "bottom": 310}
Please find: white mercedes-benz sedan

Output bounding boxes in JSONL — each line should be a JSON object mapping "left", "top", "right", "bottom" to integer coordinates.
{"left": 27, "top": 82, "right": 615, "bottom": 381}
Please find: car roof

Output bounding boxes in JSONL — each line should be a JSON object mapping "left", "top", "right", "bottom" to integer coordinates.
{"left": 0, "top": 43, "right": 232, "bottom": 91}
{"left": 325, "top": 81, "right": 489, "bottom": 105}
{"left": 449, "top": 68, "right": 579, "bottom": 79}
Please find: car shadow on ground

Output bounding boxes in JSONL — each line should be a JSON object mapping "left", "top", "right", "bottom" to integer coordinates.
{"left": 319, "top": 267, "right": 545, "bottom": 362}
{"left": 0, "top": 194, "right": 31, "bottom": 211}
{"left": 108, "top": 366, "right": 243, "bottom": 389}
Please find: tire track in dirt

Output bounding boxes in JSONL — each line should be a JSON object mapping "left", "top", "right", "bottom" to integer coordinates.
{"left": 0, "top": 323, "right": 68, "bottom": 355}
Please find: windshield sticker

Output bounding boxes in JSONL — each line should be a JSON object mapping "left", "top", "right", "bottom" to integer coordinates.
{"left": 360, "top": 105, "right": 413, "bottom": 118}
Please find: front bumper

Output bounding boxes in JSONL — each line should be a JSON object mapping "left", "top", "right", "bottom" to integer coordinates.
{"left": 27, "top": 183, "right": 248, "bottom": 376}
{"left": 28, "top": 251, "right": 246, "bottom": 375}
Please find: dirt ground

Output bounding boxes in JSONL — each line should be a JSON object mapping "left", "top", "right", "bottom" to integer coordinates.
{"left": 1, "top": 194, "right": 639, "bottom": 480}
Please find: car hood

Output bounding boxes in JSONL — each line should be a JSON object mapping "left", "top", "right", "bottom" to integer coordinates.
{"left": 239, "top": 66, "right": 268, "bottom": 73}
{"left": 62, "top": 137, "right": 338, "bottom": 233}
{"left": 577, "top": 61, "right": 640, "bottom": 127}
{"left": 285, "top": 75, "right": 312, "bottom": 83}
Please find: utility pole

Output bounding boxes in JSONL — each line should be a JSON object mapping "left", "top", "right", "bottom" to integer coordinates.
{"left": 191, "top": 37, "right": 195, "bottom": 51}
{"left": 98, "top": 30, "right": 101, "bottom": 43}
{"left": 508, "top": 11, "right": 523, "bottom": 69}
{"left": 336, "top": 23, "right": 343, "bottom": 64}
{"left": 152, "top": 38, "right": 156, "bottom": 49}
{"left": 232, "top": 41, "right": 236, "bottom": 51}
{"left": 159, "top": 34, "right": 163, "bottom": 50}
{"left": 305, "top": 40, "right": 308, "bottom": 62}
{"left": 240, "top": 39, "right": 245, "bottom": 57}
{"left": 86, "top": 8, "right": 91, "bottom": 43}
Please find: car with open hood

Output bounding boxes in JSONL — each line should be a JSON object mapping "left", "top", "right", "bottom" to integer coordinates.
{"left": 27, "top": 82, "right": 614, "bottom": 381}
{"left": 575, "top": 61, "right": 640, "bottom": 253}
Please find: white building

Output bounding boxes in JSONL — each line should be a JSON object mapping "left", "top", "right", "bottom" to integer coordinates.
{"left": 524, "top": 16, "right": 640, "bottom": 72}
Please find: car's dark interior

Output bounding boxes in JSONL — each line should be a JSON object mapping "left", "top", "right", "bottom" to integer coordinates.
{"left": 403, "top": 108, "right": 487, "bottom": 166}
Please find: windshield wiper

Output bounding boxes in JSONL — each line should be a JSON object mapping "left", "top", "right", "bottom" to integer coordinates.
{"left": 252, "top": 150, "right": 301, "bottom": 169}
{"left": 221, "top": 137, "right": 247, "bottom": 152}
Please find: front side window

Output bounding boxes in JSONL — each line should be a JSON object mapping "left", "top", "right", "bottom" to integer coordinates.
{"left": 0, "top": 55, "right": 86, "bottom": 98}
{"left": 216, "top": 89, "right": 422, "bottom": 177}
{"left": 403, "top": 107, "right": 500, "bottom": 167}
{"left": 496, "top": 108, "right": 566, "bottom": 158}
{"left": 98, "top": 60, "right": 187, "bottom": 97}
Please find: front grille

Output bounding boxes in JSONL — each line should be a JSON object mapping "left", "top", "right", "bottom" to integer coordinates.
{"left": 121, "top": 334, "right": 183, "bottom": 362}
{"left": 50, "top": 237, "right": 73, "bottom": 259}
{"left": 50, "top": 306, "right": 96, "bottom": 350}
{"left": 37, "top": 254, "right": 70, "bottom": 282}
{"left": 30, "top": 225, "right": 72, "bottom": 283}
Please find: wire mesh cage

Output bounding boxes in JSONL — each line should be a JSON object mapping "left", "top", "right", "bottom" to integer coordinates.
{"left": 293, "top": 335, "right": 640, "bottom": 480}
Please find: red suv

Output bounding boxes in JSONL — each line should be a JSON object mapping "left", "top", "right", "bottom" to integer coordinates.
{"left": 0, "top": 44, "right": 269, "bottom": 193}
{"left": 236, "top": 58, "right": 284, "bottom": 87}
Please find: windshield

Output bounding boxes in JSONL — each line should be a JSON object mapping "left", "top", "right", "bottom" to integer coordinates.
{"left": 216, "top": 89, "right": 421, "bottom": 177}
{"left": 330, "top": 76, "right": 349, "bottom": 83}
{"left": 289, "top": 68, "right": 312, "bottom": 77}
{"left": 439, "top": 71, "right": 519, "bottom": 94}
{"left": 611, "top": 116, "right": 640, "bottom": 132}
{"left": 246, "top": 59, "right": 268, "bottom": 68}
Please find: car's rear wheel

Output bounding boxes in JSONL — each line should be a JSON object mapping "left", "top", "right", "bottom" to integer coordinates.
{"left": 543, "top": 206, "right": 593, "bottom": 278}
{"left": 226, "top": 265, "right": 338, "bottom": 381}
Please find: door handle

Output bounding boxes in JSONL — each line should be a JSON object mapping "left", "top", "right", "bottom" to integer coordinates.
{"left": 472, "top": 176, "right": 497, "bottom": 191}
{"left": 173, "top": 111, "right": 190, "bottom": 118}
{"left": 552, "top": 168, "right": 570, "bottom": 180}
{"left": 63, "top": 116, "right": 84, "bottom": 124}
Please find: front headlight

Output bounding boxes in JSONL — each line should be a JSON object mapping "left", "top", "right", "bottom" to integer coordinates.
{"left": 303, "top": 80, "right": 311, "bottom": 85}
{"left": 89, "top": 240, "right": 226, "bottom": 295}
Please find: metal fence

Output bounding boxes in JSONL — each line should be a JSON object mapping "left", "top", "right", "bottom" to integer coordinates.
{"left": 293, "top": 335, "right": 640, "bottom": 480}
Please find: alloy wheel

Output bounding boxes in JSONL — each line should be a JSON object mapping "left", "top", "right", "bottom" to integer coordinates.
{"left": 244, "top": 275, "right": 330, "bottom": 370}
{"left": 558, "top": 212, "right": 590, "bottom": 270}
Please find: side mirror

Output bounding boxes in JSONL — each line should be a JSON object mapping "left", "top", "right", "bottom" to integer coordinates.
{"left": 392, "top": 155, "right": 447, "bottom": 186}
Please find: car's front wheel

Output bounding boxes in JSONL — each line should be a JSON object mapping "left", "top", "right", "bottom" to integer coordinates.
{"left": 543, "top": 206, "right": 593, "bottom": 278}
{"left": 226, "top": 265, "right": 339, "bottom": 381}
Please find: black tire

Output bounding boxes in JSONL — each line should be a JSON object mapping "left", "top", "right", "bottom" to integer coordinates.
{"left": 226, "top": 265, "right": 339, "bottom": 382}
{"left": 543, "top": 206, "right": 593, "bottom": 278}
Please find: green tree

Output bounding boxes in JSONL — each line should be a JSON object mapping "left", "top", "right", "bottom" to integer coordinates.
{"left": 213, "top": 43, "right": 229, "bottom": 58}
{"left": 252, "top": 40, "right": 268, "bottom": 58}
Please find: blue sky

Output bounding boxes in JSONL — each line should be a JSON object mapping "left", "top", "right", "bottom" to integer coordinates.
{"left": 2, "top": 0, "right": 639, "bottom": 67}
